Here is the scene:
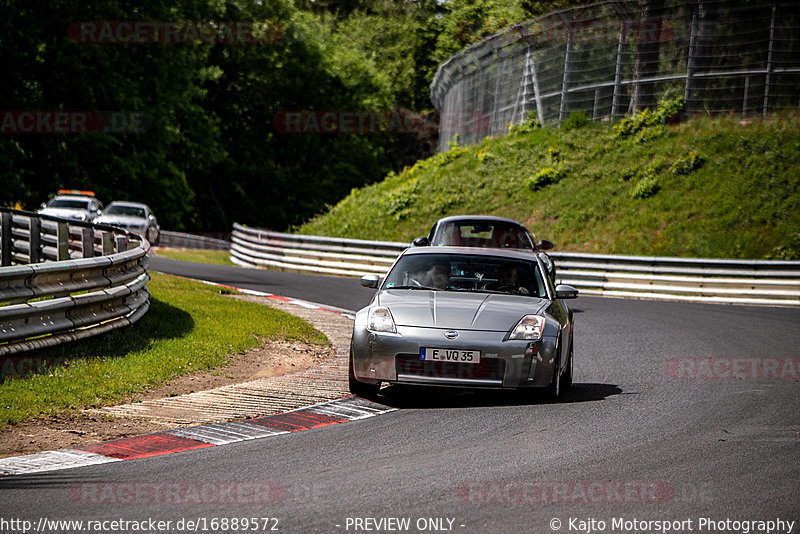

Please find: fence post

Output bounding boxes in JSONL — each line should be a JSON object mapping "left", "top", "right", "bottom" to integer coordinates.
{"left": 56, "top": 222, "right": 70, "bottom": 261}
{"left": 610, "top": 3, "right": 627, "bottom": 119}
{"left": 1, "top": 212, "right": 11, "bottom": 267}
{"left": 762, "top": 2, "right": 777, "bottom": 120}
{"left": 684, "top": 9, "right": 698, "bottom": 110}
{"left": 101, "top": 231, "right": 114, "bottom": 256}
{"left": 530, "top": 51, "right": 544, "bottom": 124}
{"left": 81, "top": 228, "right": 94, "bottom": 258}
{"left": 492, "top": 49, "right": 503, "bottom": 134}
{"left": 593, "top": 88, "right": 601, "bottom": 120}
{"left": 558, "top": 14, "right": 575, "bottom": 122}
{"left": 115, "top": 235, "right": 129, "bottom": 253}
{"left": 29, "top": 217, "right": 41, "bottom": 264}
{"left": 742, "top": 76, "right": 750, "bottom": 115}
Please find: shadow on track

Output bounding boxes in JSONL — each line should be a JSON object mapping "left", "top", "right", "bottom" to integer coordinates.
{"left": 370, "top": 382, "right": 621, "bottom": 410}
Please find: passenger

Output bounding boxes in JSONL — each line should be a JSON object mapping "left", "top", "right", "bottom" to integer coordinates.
{"left": 485, "top": 264, "right": 529, "bottom": 295}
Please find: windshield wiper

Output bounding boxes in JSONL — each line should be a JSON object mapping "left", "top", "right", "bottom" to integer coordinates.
{"left": 385, "top": 285, "right": 442, "bottom": 291}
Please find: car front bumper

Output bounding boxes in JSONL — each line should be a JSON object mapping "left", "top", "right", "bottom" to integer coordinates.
{"left": 351, "top": 325, "right": 558, "bottom": 389}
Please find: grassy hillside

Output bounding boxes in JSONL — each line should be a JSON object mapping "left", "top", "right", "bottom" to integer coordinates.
{"left": 298, "top": 110, "right": 800, "bottom": 259}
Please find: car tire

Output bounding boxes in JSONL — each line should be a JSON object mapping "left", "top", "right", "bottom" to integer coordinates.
{"left": 348, "top": 349, "right": 380, "bottom": 399}
{"left": 560, "top": 341, "right": 573, "bottom": 391}
{"left": 546, "top": 350, "right": 561, "bottom": 400}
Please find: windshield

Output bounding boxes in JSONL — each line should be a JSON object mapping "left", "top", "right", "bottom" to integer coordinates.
{"left": 433, "top": 221, "right": 534, "bottom": 250}
{"left": 47, "top": 198, "right": 90, "bottom": 210}
{"left": 106, "top": 205, "right": 146, "bottom": 218}
{"left": 383, "top": 253, "right": 547, "bottom": 298}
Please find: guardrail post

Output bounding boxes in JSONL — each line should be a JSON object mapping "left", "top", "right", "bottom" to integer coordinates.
{"left": 1, "top": 212, "right": 11, "bottom": 267}
{"left": 29, "top": 217, "right": 42, "bottom": 264}
{"left": 56, "top": 222, "right": 70, "bottom": 261}
{"left": 115, "top": 235, "right": 129, "bottom": 252}
{"left": 101, "top": 231, "right": 114, "bottom": 256}
{"left": 81, "top": 228, "right": 94, "bottom": 258}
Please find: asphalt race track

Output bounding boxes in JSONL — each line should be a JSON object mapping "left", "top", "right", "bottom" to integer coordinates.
{"left": 1, "top": 257, "right": 798, "bottom": 534}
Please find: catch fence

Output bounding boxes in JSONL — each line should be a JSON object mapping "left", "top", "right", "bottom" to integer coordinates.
{"left": 430, "top": 0, "right": 800, "bottom": 150}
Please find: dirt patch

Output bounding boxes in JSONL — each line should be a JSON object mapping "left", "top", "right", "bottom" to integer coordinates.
{"left": 0, "top": 339, "right": 335, "bottom": 459}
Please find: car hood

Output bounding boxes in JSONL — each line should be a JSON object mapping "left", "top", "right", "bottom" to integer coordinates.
{"left": 377, "top": 290, "right": 548, "bottom": 331}
{"left": 38, "top": 208, "right": 87, "bottom": 220}
{"left": 96, "top": 215, "right": 146, "bottom": 226}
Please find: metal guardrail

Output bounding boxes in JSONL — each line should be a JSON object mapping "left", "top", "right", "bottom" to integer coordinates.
{"left": 0, "top": 208, "right": 151, "bottom": 356}
{"left": 157, "top": 230, "right": 230, "bottom": 250}
{"left": 230, "top": 224, "right": 800, "bottom": 307}
{"left": 231, "top": 223, "right": 403, "bottom": 277}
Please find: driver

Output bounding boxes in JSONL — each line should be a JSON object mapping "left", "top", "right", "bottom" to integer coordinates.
{"left": 427, "top": 261, "right": 450, "bottom": 289}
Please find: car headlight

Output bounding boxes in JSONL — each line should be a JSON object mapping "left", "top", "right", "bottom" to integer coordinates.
{"left": 367, "top": 306, "right": 396, "bottom": 333}
{"left": 509, "top": 315, "right": 545, "bottom": 340}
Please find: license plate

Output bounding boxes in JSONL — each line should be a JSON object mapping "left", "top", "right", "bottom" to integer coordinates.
{"left": 420, "top": 347, "right": 481, "bottom": 363}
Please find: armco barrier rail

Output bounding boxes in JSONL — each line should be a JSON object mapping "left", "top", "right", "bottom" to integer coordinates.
{"left": 231, "top": 223, "right": 404, "bottom": 277}
{"left": 230, "top": 224, "right": 800, "bottom": 307}
{"left": 0, "top": 208, "right": 151, "bottom": 356}
{"left": 157, "top": 230, "right": 230, "bottom": 250}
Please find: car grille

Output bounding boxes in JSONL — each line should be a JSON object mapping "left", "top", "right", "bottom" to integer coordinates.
{"left": 395, "top": 354, "right": 505, "bottom": 384}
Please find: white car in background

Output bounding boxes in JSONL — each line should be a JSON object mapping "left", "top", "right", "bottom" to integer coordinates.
{"left": 94, "top": 201, "right": 160, "bottom": 244}
{"left": 37, "top": 190, "right": 104, "bottom": 223}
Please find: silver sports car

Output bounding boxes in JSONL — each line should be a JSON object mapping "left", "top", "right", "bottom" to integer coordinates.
{"left": 350, "top": 246, "right": 578, "bottom": 399}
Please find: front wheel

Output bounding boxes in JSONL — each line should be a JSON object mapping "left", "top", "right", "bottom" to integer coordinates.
{"left": 560, "top": 341, "right": 573, "bottom": 391}
{"left": 348, "top": 350, "right": 380, "bottom": 399}
{"left": 546, "top": 351, "right": 561, "bottom": 400}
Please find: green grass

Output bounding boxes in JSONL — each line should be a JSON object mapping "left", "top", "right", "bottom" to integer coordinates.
{"left": 155, "top": 248, "right": 234, "bottom": 266}
{"left": 0, "top": 273, "right": 327, "bottom": 427}
{"left": 298, "top": 115, "right": 800, "bottom": 259}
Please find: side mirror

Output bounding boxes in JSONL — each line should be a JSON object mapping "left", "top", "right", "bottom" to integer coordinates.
{"left": 149, "top": 214, "right": 155, "bottom": 220}
{"left": 412, "top": 236, "right": 430, "bottom": 247}
{"left": 537, "top": 239, "right": 554, "bottom": 251}
{"left": 555, "top": 284, "right": 579, "bottom": 299}
{"left": 360, "top": 274, "right": 380, "bottom": 288}
{"left": 96, "top": 209, "right": 103, "bottom": 215}
{"left": 40, "top": 203, "right": 46, "bottom": 209}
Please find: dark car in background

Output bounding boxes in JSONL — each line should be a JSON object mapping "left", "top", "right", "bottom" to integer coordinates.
{"left": 412, "top": 215, "right": 556, "bottom": 281}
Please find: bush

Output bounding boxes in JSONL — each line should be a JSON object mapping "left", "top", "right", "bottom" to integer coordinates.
{"left": 382, "top": 178, "right": 419, "bottom": 219}
{"left": 631, "top": 176, "right": 660, "bottom": 199}
{"left": 527, "top": 167, "right": 562, "bottom": 191}
{"left": 671, "top": 151, "right": 705, "bottom": 175}
{"left": 562, "top": 111, "right": 588, "bottom": 131}
{"left": 508, "top": 111, "right": 541, "bottom": 135}
{"left": 614, "top": 94, "right": 684, "bottom": 138}
{"left": 767, "top": 233, "right": 800, "bottom": 260}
